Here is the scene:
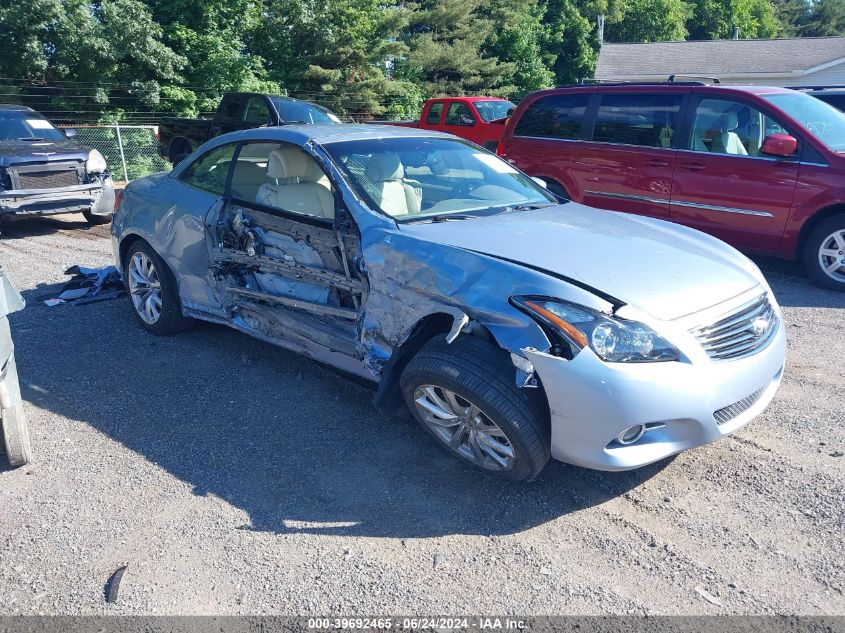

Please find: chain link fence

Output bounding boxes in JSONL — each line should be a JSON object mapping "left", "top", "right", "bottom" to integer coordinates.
{"left": 58, "top": 125, "right": 171, "bottom": 183}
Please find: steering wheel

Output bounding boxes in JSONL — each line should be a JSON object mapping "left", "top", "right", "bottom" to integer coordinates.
{"left": 449, "top": 180, "right": 481, "bottom": 199}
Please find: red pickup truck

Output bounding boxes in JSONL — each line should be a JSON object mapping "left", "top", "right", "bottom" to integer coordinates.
{"left": 372, "top": 97, "right": 514, "bottom": 150}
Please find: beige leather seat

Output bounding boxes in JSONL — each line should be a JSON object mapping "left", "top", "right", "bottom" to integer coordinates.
{"left": 363, "top": 152, "right": 421, "bottom": 217}
{"left": 256, "top": 147, "right": 334, "bottom": 219}
{"left": 711, "top": 112, "right": 748, "bottom": 155}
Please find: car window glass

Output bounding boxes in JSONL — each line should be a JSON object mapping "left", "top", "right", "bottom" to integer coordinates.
{"left": 179, "top": 143, "right": 237, "bottom": 195}
{"left": 323, "top": 137, "right": 555, "bottom": 221}
{"left": 0, "top": 111, "right": 65, "bottom": 142}
{"left": 231, "top": 142, "right": 335, "bottom": 220}
{"left": 691, "top": 98, "right": 791, "bottom": 157}
{"left": 243, "top": 98, "right": 271, "bottom": 126}
{"left": 513, "top": 93, "right": 589, "bottom": 139}
{"left": 762, "top": 92, "right": 845, "bottom": 151}
{"left": 425, "top": 102, "right": 444, "bottom": 125}
{"left": 445, "top": 103, "right": 476, "bottom": 127}
{"left": 473, "top": 100, "right": 515, "bottom": 122}
{"left": 271, "top": 98, "right": 341, "bottom": 124}
{"left": 593, "top": 93, "right": 683, "bottom": 148}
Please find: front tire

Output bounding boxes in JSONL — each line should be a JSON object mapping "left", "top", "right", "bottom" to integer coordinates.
{"left": 125, "top": 241, "right": 194, "bottom": 335}
{"left": 803, "top": 214, "right": 845, "bottom": 291}
{"left": 2, "top": 405, "right": 32, "bottom": 467}
{"left": 400, "top": 335, "right": 550, "bottom": 481}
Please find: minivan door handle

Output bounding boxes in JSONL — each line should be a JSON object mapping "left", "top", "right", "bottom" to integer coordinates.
{"left": 679, "top": 162, "right": 706, "bottom": 171}
{"left": 648, "top": 159, "right": 670, "bottom": 167}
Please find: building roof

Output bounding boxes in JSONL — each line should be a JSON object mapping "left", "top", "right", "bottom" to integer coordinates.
{"left": 595, "top": 36, "right": 845, "bottom": 81}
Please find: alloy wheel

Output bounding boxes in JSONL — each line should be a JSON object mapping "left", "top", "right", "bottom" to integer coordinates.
{"left": 413, "top": 385, "right": 516, "bottom": 471}
{"left": 818, "top": 229, "right": 845, "bottom": 283}
{"left": 128, "top": 252, "right": 163, "bottom": 324}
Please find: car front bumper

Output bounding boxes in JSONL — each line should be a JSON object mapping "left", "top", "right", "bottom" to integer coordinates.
{"left": 524, "top": 304, "right": 786, "bottom": 472}
{"left": 0, "top": 178, "right": 114, "bottom": 217}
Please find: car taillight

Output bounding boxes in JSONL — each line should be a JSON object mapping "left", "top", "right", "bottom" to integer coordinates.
{"left": 114, "top": 189, "right": 124, "bottom": 213}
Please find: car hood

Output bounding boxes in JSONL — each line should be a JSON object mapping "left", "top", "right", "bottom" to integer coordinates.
{"left": 0, "top": 139, "right": 91, "bottom": 167}
{"left": 399, "top": 203, "right": 763, "bottom": 321}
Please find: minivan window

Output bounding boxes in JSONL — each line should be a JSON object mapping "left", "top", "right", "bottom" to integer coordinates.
{"left": 513, "top": 93, "right": 589, "bottom": 140}
{"left": 593, "top": 93, "right": 683, "bottom": 148}
{"left": 762, "top": 92, "right": 845, "bottom": 151}
{"left": 690, "top": 98, "right": 788, "bottom": 157}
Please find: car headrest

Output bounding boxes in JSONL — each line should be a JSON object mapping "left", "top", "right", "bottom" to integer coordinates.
{"left": 366, "top": 152, "right": 404, "bottom": 182}
{"left": 300, "top": 157, "right": 327, "bottom": 183}
{"left": 721, "top": 112, "right": 739, "bottom": 130}
{"left": 267, "top": 147, "right": 310, "bottom": 180}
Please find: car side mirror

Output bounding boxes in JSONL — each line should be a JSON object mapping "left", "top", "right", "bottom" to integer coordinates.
{"left": 760, "top": 134, "right": 797, "bottom": 158}
{"left": 506, "top": 106, "right": 516, "bottom": 117}
{"left": 531, "top": 176, "right": 548, "bottom": 189}
{"left": 63, "top": 128, "right": 77, "bottom": 139}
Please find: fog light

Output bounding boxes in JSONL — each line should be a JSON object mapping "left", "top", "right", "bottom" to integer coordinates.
{"left": 616, "top": 424, "right": 646, "bottom": 445}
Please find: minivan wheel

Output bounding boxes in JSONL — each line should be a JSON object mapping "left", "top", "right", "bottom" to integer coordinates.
{"left": 804, "top": 214, "right": 845, "bottom": 291}
{"left": 125, "top": 241, "right": 194, "bottom": 335}
{"left": 400, "top": 335, "right": 550, "bottom": 481}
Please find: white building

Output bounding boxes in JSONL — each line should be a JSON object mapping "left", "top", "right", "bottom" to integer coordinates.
{"left": 594, "top": 36, "right": 845, "bottom": 87}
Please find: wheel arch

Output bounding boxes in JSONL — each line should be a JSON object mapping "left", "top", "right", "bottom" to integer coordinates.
{"left": 372, "top": 311, "right": 549, "bottom": 418}
{"left": 795, "top": 203, "right": 845, "bottom": 258}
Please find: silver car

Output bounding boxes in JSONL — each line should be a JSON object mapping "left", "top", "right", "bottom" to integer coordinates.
{"left": 1, "top": 263, "right": 30, "bottom": 466}
{"left": 111, "top": 125, "right": 786, "bottom": 481}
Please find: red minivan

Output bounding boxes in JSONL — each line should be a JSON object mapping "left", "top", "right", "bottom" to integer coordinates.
{"left": 498, "top": 82, "right": 845, "bottom": 291}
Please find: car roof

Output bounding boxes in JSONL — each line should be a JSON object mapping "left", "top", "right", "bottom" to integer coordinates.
{"left": 231, "top": 123, "right": 454, "bottom": 146}
{"left": 528, "top": 83, "right": 797, "bottom": 98}
{"left": 0, "top": 104, "right": 35, "bottom": 112}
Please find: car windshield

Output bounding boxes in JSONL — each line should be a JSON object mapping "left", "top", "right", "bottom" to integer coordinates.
{"left": 0, "top": 111, "right": 65, "bottom": 142}
{"left": 322, "top": 136, "right": 555, "bottom": 222}
{"left": 762, "top": 92, "right": 845, "bottom": 151}
{"left": 473, "top": 100, "right": 515, "bottom": 122}
{"left": 271, "top": 98, "right": 341, "bottom": 125}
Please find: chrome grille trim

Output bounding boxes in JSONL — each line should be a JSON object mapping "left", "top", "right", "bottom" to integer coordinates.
{"left": 713, "top": 385, "right": 767, "bottom": 425}
{"left": 691, "top": 294, "right": 778, "bottom": 361}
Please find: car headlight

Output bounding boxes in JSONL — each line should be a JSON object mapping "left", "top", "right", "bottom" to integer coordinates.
{"left": 512, "top": 296, "right": 678, "bottom": 363}
{"left": 86, "top": 149, "right": 107, "bottom": 174}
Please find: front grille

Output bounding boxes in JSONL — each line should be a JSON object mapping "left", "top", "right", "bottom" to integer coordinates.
{"left": 691, "top": 293, "right": 778, "bottom": 361}
{"left": 713, "top": 385, "right": 767, "bottom": 425}
{"left": 17, "top": 169, "right": 80, "bottom": 190}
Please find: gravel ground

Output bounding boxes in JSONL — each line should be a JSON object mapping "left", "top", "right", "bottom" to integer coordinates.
{"left": 0, "top": 213, "right": 843, "bottom": 616}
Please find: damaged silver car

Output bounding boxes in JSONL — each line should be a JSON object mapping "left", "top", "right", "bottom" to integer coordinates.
{"left": 112, "top": 125, "right": 786, "bottom": 480}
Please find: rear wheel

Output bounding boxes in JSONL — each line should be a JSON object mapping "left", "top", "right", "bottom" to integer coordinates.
{"left": 125, "top": 241, "right": 194, "bottom": 335}
{"left": 2, "top": 405, "right": 32, "bottom": 467}
{"left": 400, "top": 335, "right": 550, "bottom": 481}
{"left": 803, "top": 214, "right": 845, "bottom": 291}
{"left": 83, "top": 209, "right": 112, "bottom": 225}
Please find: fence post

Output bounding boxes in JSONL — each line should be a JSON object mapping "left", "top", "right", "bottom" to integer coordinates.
{"left": 114, "top": 124, "right": 129, "bottom": 182}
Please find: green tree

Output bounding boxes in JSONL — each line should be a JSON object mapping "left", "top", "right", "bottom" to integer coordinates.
{"left": 251, "top": 0, "right": 420, "bottom": 118}
{"left": 397, "top": 0, "right": 516, "bottom": 97}
{"left": 542, "top": 0, "right": 599, "bottom": 84}
{"left": 146, "top": 0, "right": 276, "bottom": 114}
{"left": 481, "top": 0, "right": 554, "bottom": 93}
{"left": 686, "top": 0, "right": 780, "bottom": 40}
{"left": 799, "top": 0, "right": 845, "bottom": 35}
{"left": 605, "top": 0, "right": 690, "bottom": 42}
{"left": 771, "top": 0, "right": 811, "bottom": 35}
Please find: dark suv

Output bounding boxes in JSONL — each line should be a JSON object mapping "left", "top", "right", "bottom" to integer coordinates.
{"left": 498, "top": 81, "right": 845, "bottom": 291}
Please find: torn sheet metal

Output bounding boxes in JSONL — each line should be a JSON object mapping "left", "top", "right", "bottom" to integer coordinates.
{"left": 45, "top": 265, "right": 125, "bottom": 306}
